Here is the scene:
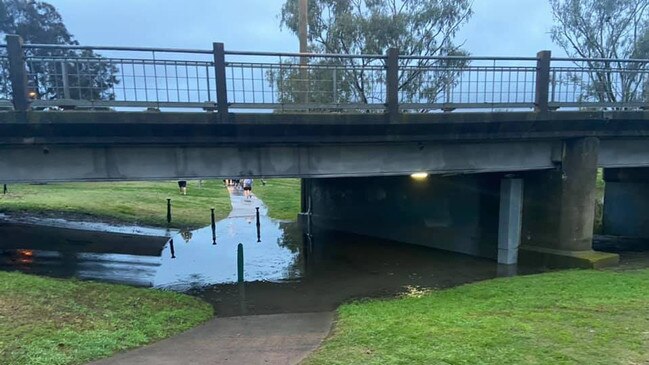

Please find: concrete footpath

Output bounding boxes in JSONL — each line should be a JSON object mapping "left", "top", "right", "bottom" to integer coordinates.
{"left": 89, "top": 312, "right": 334, "bottom": 365}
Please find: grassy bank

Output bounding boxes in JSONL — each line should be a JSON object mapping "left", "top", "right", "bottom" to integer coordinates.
{"left": 305, "top": 269, "right": 649, "bottom": 365}
{"left": 0, "top": 271, "right": 213, "bottom": 365}
{"left": 253, "top": 178, "right": 301, "bottom": 220}
{"left": 0, "top": 180, "right": 231, "bottom": 229}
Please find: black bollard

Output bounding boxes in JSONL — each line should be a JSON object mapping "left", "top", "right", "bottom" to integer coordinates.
{"left": 166, "top": 198, "right": 172, "bottom": 223}
{"left": 210, "top": 208, "right": 216, "bottom": 245}
{"left": 169, "top": 239, "right": 176, "bottom": 259}
{"left": 256, "top": 207, "right": 261, "bottom": 243}
{"left": 2, "top": 184, "right": 6, "bottom": 195}
{"left": 237, "top": 243, "right": 244, "bottom": 283}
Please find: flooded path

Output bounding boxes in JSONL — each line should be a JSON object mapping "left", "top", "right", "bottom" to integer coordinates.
{"left": 0, "top": 187, "right": 540, "bottom": 316}
{"left": 0, "top": 189, "right": 301, "bottom": 290}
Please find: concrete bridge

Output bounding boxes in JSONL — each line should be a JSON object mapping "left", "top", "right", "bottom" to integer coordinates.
{"left": 2, "top": 35, "right": 649, "bottom": 269}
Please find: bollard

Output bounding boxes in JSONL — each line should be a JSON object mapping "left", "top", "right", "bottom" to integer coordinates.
{"left": 211, "top": 208, "right": 216, "bottom": 245}
{"left": 169, "top": 239, "right": 176, "bottom": 259}
{"left": 238, "top": 281, "right": 247, "bottom": 315}
{"left": 256, "top": 207, "right": 261, "bottom": 243}
{"left": 166, "top": 198, "right": 172, "bottom": 224}
{"left": 2, "top": 184, "right": 6, "bottom": 195}
{"left": 237, "top": 243, "right": 244, "bottom": 283}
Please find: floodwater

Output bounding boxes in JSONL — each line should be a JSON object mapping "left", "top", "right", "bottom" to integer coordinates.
{"left": 0, "top": 190, "right": 301, "bottom": 290}
{"left": 0, "top": 189, "right": 541, "bottom": 316}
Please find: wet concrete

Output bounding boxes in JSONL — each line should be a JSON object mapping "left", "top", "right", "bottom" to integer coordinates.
{"left": 88, "top": 312, "right": 334, "bottom": 365}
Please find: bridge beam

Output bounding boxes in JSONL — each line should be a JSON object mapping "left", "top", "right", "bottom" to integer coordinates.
{"left": 520, "top": 137, "right": 618, "bottom": 268}
{"left": 0, "top": 141, "right": 557, "bottom": 183}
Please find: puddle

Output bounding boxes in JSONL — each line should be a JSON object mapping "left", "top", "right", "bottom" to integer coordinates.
{"left": 0, "top": 189, "right": 301, "bottom": 290}
{"left": 0, "top": 188, "right": 544, "bottom": 316}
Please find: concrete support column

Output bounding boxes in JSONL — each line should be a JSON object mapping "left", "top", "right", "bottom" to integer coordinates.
{"left": 298, "top": 178, "right": 312, "bottom": 228}
{"left": 498, "top": 178, "right": 523, "bottom": 265}
{"left": 520, "top": 137, "right": 618, "bottom": 268}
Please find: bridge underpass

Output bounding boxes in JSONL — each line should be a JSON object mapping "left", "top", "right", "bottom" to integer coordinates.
{"left": 2, "top": 111, "right": 649, "bottom": 269}
{"left": 2, "top": 36, "right": 649, "bottom": 269}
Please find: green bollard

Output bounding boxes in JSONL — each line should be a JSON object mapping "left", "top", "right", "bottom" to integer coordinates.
{"left": 237, "top": 243, "right": 244, "bottom": 283}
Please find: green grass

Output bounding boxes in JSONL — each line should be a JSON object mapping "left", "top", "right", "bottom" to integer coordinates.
{"left": 0, "top": 180, "right": 231, "bottom": 229}
{"left": 0, "top": 271, "right": 213, "bottom": 365}
{"left": 305, "top": 269, "right": 649, "bottom": 365}
{"left": 253, "top": 178, "right": 301, "bottom": 221}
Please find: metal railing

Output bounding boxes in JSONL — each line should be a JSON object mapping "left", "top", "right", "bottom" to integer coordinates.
{"left": 549, "top": 57, "right": 649, "bottom": 109}
{"left": 225, "top": 51, "right": 387, "bottom": 111}
{"left": 2, "top": 34, "right": 649, "bottom": 118}
{"left": 398, "top": 55, "right": 538, "bottom": 111}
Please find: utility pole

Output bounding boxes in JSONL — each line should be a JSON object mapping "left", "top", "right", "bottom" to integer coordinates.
{"left": 299, "top": 0, "right": 308, "bottom": 60}
{"left": 298, "top": 0, "right": 308, "bottom": 105}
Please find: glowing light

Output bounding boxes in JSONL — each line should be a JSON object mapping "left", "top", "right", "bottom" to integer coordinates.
{"left": 27, "top": 90, "right": 38, "bottom": 99}
{"left": 16, "top": 249, "right": 34, "bottom": 265}
{"left": 17, "top": 249, "right": 33, "bottom": 257}
{"left": 410, "top": 172, "right": 428, "bottom": 179}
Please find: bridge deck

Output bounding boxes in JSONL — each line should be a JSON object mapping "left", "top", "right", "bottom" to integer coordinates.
{"left": 0, "top": 111, "right": 648, "bottom": 182}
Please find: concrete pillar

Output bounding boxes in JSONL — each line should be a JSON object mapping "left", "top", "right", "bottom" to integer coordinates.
{"left": 300, "top": 178, "right": 308, "bottom": 214}
{"left": 498, "top": 178, "right": 523, "bottom": 265}
{"left": 520, "top": 137, "right": 618, "bottom": 268}
{"left": 603, "top": 168, "right": 649, "bottom": 239}
{"left": 298, "top": 178, "right": 312, "bottom": 228}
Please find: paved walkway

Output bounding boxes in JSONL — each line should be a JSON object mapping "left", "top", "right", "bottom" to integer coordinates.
{"left": 90, "top": 189, "right": 334, "bottom": 365}
{"left": 89, "top": 311, "right": 334, "bottom": 365}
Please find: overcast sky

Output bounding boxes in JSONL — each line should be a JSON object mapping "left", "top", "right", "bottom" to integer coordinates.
{"left": 50, "top": 0, "right": 568, "bottom": 57}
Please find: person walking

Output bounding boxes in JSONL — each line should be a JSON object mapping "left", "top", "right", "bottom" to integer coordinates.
{"left": 177, "top": 180, "right": 187, "bottom": 195}
{"left": 243, "top": 178, "right": 253, "bottom": 201}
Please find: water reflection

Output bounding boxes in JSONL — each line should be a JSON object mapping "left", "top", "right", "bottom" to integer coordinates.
{"left": 0, "top": 190, "right": 302, "bottom": 291}
{"left": 180, "top": 230, "right": 193, "bottom": 243}
{"left": 0, "top": 189, "right": 538, "bottom": 316}
{"left": 153, "top": 198, "right": 302, "bottom": 290}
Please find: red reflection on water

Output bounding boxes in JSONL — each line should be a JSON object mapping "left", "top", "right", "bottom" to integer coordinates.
{"left": 16, "top": 249, "right": 34, "bottom": 264}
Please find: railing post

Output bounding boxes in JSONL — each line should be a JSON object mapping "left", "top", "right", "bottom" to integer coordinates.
{"left": 213, "top": 42, "right": 229, "bottom": 122}
{"left": 534, "top": 50, "right": 551, "bottom": 113}
{"left": 386, "top": 47, "right": 399, "bottom": 122}
{"left": 6, "top": 35, "right": 30, "bottom": 111}
{"left": 60, "top": 61, "right": 71, "bottom": 99}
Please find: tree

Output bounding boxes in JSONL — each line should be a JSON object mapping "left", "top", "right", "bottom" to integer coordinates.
{"left": 272, "top": 0, "right": 473, "bottom": 110}
{"left": 549, "top": 0, "right": 649, "bottom": 106}
{"left": 0, "top": 0, "right": 117, "bottom": 102}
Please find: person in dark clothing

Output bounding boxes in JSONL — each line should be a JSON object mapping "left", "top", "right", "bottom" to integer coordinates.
{"left": 243, "top": 178, "right": 253, "bottom": 201}
{"left": 177, "top": 180, "right": 187, "bottom": 195}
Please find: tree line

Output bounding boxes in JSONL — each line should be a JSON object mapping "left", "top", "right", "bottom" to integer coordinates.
{"left": 1, "top": 0, "right": 648, "bottom": 108}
